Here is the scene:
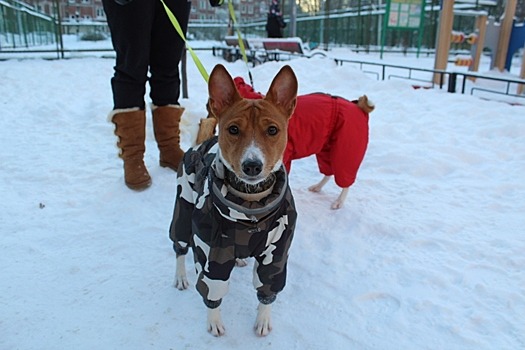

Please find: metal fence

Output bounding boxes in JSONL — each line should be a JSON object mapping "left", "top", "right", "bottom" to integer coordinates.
{"left": 1, "top": 0, "right": 494, "bottom": 52}
{"left": 0, "top": 0, "right": 57, "bottom": 50}
{"left": 188, "top": 9, "right": 479, "bottom": 52}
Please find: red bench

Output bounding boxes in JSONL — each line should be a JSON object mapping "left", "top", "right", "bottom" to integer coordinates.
{"left": 213, "top": 36, "right": 260, "bottom": 66}
{"left": 262, "top": 38, "right": 326, "bottom": 61}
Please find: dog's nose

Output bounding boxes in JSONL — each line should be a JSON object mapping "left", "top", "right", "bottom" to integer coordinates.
{"left": 242, "top": 160, "right": 263, "bottom": 176}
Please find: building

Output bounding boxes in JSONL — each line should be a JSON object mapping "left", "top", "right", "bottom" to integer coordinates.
{"left": 23, "top": 0, "right": 269, "bottom": 24}
{"left": 24, "top": 0, "right": 105, "bottom": 22}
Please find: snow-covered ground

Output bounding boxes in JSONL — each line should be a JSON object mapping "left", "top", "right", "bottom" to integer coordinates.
{"left": 1, "top": 37, "right": 524, "bottom": 349}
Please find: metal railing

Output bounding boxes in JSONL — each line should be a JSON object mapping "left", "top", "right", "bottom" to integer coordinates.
{"left": 332, "top": 57, "right": 524, "bottom": 100}
{"left": 452, "top": 72, "right": 525, "bottom": 99}
{"left": 0, "top": 0, "right": 57, "bottom": 49}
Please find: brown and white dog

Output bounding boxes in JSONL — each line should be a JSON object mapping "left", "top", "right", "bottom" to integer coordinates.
{"left": 197, "top": 78, "right": 374, "bottom": 209}
{"left": 170, "top": 64, "right": 298, "bottom": 337}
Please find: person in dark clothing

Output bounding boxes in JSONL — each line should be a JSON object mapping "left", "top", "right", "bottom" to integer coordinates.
{"left": 102, "top": 0, "right": 191, "bottom": 190}
{"left": 266, "top": 0, "right": 286, "bottom": 38}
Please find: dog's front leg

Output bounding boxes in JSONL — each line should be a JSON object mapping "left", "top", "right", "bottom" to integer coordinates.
{"left": 331, "top": 187, "right": 349, "bottom": 210}
{"left": 207, "top": 307, "right": 226, "bottom": 336}
{"left": 308, "top": 175, "right": 331, "bottom": 193}
{"left": 174, "top": 255, "right": 189, "bottom": 290}
{"left": 254, "top": 303, "right": 272, "bottom": 336}
{"left": 235, "top": 258, "right": 248, "bottom": 267}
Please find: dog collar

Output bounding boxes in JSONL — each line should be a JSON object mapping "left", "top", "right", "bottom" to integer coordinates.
{"left": 209, "top": 165, "right": 289, "bottom": 222}
{"left": 223, "top": 168, "right": 277, "bottom": 195}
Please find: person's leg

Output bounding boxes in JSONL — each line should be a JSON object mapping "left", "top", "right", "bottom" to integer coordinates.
{"left": 149, "top": 0, "right": 192, "bottom": 170}
{"left": 149, "top": 0, "right": 191, "bottom": 106}
{"left": 103, "top": 0, "right": 155, "bottom": 109}
{"left": 103, "top": 0, "right": 155, "bottom": 189}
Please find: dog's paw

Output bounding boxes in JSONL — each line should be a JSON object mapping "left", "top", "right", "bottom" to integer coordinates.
{"left": 308, "top": 176, "right": 330, "bottom": 193}
{"left": 208, "top": 321, "right": 226, "bottom": 337}
{"left": 308, "top": 184, "right": 323, "bottom": 193}
{"left": 331, "top": 188, "right": 348, "bottom": 210}
{"left": 175, "top": 255, "right": 189, "bottom": 290}
{"left": 254, "top": 304, "right": 272, "bottom": 337}
{"left": 174, "top": 275, "right": 189, "bottom": 290}
{"left": 207, "top": 308, "right": 225, "bottom": 337}
{"left": 331, "top": 200, "right": 343, "bottom": 210}
{"left": 235, "top": 258, "right": 248, "bottom": 267}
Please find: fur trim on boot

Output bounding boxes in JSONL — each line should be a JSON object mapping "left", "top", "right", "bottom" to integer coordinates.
{"left": 109, "top": 108, "right": 152, "bottom": 191}
{"left": 152, "top": 104, "right": 185, "bottom": 171}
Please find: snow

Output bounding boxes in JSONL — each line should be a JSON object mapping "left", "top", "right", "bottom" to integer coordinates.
{"left": 1, "top": 37, "right": 524, "bottom": 349}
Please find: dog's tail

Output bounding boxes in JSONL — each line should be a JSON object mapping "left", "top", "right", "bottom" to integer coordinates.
{"left": 194, "top": 101, "right": 218, "bottom": 146}
{"left": 357, "top": 95, "right": 375, "bottom": 114}
{"left": 195, "top": 116, "right": 217, "bottom": 145}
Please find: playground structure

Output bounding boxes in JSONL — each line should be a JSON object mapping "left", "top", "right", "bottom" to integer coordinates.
{"left": 470, "top": 17, "right": 525, "bottom": 72}
{"left": 433, "top": 0, "right": 525, "bottom": 94}
{"left": 433, "top": 6, "right": 488, "bottom": 79}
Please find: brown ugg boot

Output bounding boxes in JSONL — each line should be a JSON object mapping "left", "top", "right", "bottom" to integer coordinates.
{"left": 109, "top": 108, "right": 152, "bottom": 191}
{"left": 152, "top": 105, "right": 185, "bottom": 171}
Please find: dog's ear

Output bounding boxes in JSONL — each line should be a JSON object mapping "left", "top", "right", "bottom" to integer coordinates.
{"left": 208, "top": 64, "right": 242, "bottom": 118}
{"left": 265, "top": 65, "right": 298, "bottom": 117}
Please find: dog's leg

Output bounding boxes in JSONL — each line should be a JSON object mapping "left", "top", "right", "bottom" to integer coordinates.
{"left": 235, "top": 258, "right": 248, "bottom": 267}
{"left": 174, "top": 255, "right": 189, "bottom": 290}
{"left": 308, "top": 175, "right": 331, "bottom": 193}
{"left": 331, "top": 187, "right": 349, "bottom": 210}
{"left": 207, "top": 307, "right": 226, "bottom": 336}
{"left": 254, "top": 303, "right": 272, "bottom": 336}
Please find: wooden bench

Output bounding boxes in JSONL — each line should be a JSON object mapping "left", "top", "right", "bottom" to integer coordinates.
{"left": 262, "top": 37, "right": 327, "bottom": 61}
{"left": 213, "top": 36, "right": 260, "bottom": 66}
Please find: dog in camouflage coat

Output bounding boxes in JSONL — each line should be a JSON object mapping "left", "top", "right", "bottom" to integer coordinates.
{"left": 170, "top": 64, "right": 298, "bottom": 337}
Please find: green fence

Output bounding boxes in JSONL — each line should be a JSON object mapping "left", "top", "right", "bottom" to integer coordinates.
{"left": 0, "top": 0, "right": 491, "bottom": 54}
{"left": 0, "top": 0, "right": 57, "bottom": 50}
{"left": 188, "top": 5, "right": 482, "bottom": 52}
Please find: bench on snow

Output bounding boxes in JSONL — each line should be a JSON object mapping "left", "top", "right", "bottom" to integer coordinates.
{"left": 213, "top": 36, "right": 260, "bottom": 66}
{"left": 262, "top": 37, "right": 327, "bottom": 61}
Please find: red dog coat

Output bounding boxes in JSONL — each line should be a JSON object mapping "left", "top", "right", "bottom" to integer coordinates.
{"left": 234, "top": 77, "right": 369, "bottom": 188}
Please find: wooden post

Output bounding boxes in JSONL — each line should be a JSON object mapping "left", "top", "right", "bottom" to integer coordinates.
{"left": 469, "top": 14, "right": 487, "bottom": 78}
{"left": 493, "top": 0, "right": 517, "bottom": 71}
{"left": 433, "top": 0, "right": 454, "bottom": 84}
{"left": 518, "top": 52, "right": 525, "bottom": 95}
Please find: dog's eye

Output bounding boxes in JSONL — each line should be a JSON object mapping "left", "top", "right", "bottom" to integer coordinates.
{"left": 228, "top": 125, "right": 239, "bottom": 135}
{"left": 267, "top": 126, "right": 278, "bottom": 136}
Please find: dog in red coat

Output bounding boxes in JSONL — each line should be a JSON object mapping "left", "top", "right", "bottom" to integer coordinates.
{"left": 196, "top": 77, "right": 374, "bottom": 209}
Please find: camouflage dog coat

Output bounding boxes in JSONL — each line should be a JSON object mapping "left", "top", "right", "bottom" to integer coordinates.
{"left": 170, "top": 137, "right": 297, "bottom": 309}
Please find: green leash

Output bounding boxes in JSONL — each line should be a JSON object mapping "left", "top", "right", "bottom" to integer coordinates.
{"left": 161, "top": 0, "right": 254, "bottom": 87}
{"left": 160, "top": 0, "right": 209, "bottom": 82}
{"left": 227, "top": 0, "right": 254, "bottom": 87}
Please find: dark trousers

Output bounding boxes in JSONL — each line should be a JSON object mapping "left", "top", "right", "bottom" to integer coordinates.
{"left": 266, "top": 16, "right": 283, "bottom": 38}
{"left": 102, "top": 0, "right": 191, "bottom": 109}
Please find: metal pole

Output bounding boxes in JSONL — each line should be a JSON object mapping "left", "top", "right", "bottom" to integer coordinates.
{"left": 182, "top": 48, "right": 188, "bottom": 99}
{"left": 289, "top": 0, "right": 297, "bottom": 37}
{"left": 53, "top": 0, "right": 64, "bottom": 59}
{"left": 323, "top": 0, "right": 330, "bottom": 50}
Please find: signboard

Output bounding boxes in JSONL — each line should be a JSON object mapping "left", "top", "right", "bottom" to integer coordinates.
{"left": 380, "top": 0, "right": 426, "bottom": 58}
{"left": 387, "top": 0, "right": 424, "bottom": 29}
